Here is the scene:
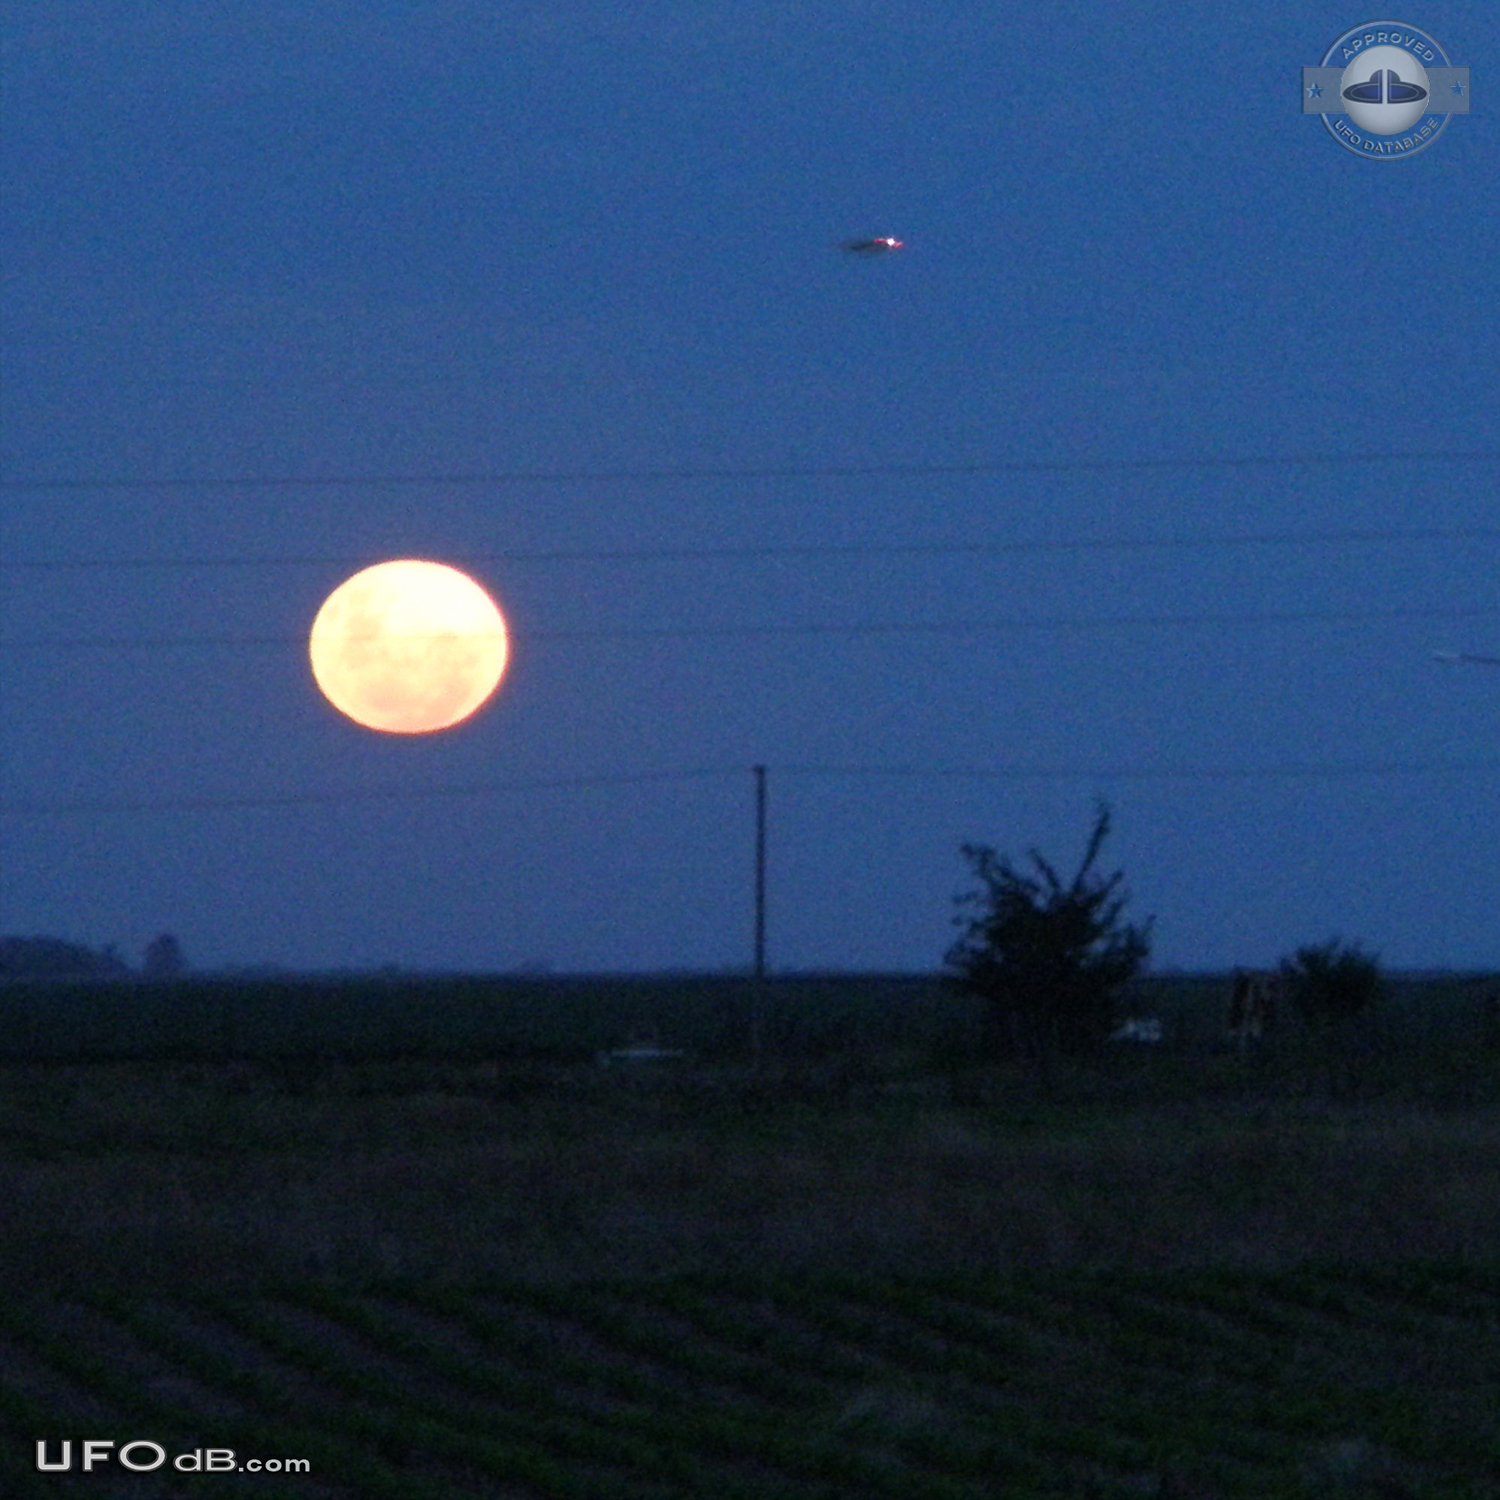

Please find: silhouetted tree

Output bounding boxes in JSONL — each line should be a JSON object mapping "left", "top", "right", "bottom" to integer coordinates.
{"left": 945, "top": 802, "right": 1152, "bottom": 1068}
{"left": 1280, "top": 939, "right": 1381, "bottom": 1026}
{"left": 143, "top": 932, "right": 185, "bottom": 977}
{"left": 1279, "top": 938, "right": 1382, "bottom": 1097}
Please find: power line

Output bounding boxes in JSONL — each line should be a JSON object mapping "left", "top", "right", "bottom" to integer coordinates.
{"left": 2, "top": 446, "right": 1497, "bottom": 493}
{"left": 6, "top": 756, "right": 1500, "bottom": 817}
{"left": 5, "top": 604, "right": 1500, "bottom": 652}
{"left": 0, "top": 768, "right": 742, "bottom": 816}
{"left": 780, "top": 760, "right": 1500, "bottom": 781}
{"left": 5, "top": 523, "right": 1500, "bottom": 572}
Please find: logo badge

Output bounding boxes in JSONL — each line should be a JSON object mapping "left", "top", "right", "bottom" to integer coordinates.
{"left": 1302, "top": 22, "right": 1469, "bottom": 157}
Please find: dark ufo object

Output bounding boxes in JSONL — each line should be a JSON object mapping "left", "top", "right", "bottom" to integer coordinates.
{"left": 1343, "top": 68, "right": 1427, "bottom": 104}
{"left": 842, "top": 237, "right": 904, "bottom": 255}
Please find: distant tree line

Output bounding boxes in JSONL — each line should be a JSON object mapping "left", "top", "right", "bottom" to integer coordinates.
{"left": 0, "top": 933, "right": 184, "bottom": 979}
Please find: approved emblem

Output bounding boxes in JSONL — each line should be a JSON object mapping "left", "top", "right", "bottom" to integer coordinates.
{"left": 1302, "top": 22, "right": 1469, "bottom": 157}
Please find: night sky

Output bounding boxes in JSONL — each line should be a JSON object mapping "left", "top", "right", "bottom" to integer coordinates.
{"left": 2, "top": 2, "right": 1496, "bottom": 975}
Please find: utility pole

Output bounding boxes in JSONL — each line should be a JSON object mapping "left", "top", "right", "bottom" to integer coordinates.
{"left": 752, "top": 764, "right": 767, "bottom": 1068}
{"left": 754, "top": 764, "right": 767, "bottom": 979}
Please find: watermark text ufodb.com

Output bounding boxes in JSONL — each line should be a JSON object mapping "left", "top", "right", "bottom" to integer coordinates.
{"left": 36, "top": 1438, "right": 310, "bottom": 1473}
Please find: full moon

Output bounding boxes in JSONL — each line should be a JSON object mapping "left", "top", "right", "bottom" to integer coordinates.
{"left": 308, "top": 559, "right": 509, "bottom": 734}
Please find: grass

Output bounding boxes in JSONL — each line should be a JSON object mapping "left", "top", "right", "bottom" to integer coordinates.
{"left": 1, "top": 1039, "right": 1499, "bottom": 1291}
{"left": 1, "top": 972, "right": 1498, "bottom": 1494}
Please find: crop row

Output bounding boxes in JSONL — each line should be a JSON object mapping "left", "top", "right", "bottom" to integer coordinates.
{"left": 3, "top": 1264, "right": 1497, "bottom": 1498}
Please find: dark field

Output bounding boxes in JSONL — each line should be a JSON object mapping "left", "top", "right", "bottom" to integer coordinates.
{"left": 2, "top": 972, "right": 1498, "bottom": 1496}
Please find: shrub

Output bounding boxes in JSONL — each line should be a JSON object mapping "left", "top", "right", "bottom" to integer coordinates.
{"left": 1279, "top": 939, "right": 1382, "bottom": 1028}
{"left": 945, "top": 802, "right": 1152, "bottom": 1064}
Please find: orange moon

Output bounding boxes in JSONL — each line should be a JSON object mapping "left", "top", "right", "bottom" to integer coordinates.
{"left": 308, "top": 559, "right": 509, "bottom": 733}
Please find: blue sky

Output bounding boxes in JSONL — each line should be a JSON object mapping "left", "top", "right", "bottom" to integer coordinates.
{"left": 2, "top": 2, "right": 1497, "bottom": 974}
